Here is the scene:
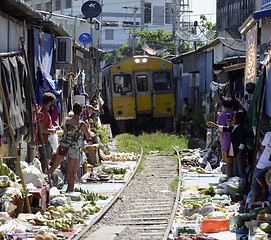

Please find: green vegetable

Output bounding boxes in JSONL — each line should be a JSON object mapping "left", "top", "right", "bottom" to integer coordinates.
{"left": 200, "top": 185, "right": 216, "bottom": 197}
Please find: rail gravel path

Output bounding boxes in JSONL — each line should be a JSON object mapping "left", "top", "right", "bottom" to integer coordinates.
{"left": 79, "top": 153, "right": 179, "bottom": 239}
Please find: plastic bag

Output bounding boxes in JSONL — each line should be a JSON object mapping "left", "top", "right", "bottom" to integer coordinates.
{"left": 32, "top": 158, "right": 42, "bottom": 173}
{"left": 22, "top": 165, "right": 44, "bottom": 187}
{"left": 48, "top": 133, "right": 59, "bottom": 153}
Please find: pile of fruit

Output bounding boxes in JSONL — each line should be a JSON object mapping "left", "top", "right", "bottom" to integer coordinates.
{"left": 26, "top": 203, "right": 101, "bottom": 232}
{"left": 100, "top": 152, "right": 139, "bottom": 161}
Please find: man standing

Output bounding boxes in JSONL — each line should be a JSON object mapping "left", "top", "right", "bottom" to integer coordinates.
{"left": 183, "top": 97, "right": 192, "bottom": 122}
{"left": 39, "top": 92, "right": 56, "bottom": 173}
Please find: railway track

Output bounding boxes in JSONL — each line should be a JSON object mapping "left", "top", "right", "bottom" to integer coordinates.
{"left": 73, "top": 149, "right": 181, "bottom": 240}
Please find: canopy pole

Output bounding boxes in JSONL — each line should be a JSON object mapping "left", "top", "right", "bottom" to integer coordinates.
{"left": 250, "top": 69, "right": 266, "bottom": 188}
{"left": 0, "top": 74, "right": 31, "bottom": 213}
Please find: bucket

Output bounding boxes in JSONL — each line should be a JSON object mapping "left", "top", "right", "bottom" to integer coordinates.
{"left": 229, "top": 215, "right": 239, "bottom": 230}
{"left": 201, "top": 217, "right": 229, "bottom": 233}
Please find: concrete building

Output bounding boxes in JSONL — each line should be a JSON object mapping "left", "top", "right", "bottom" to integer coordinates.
{"left": 216, "top": 0, "right": 261, "bottom": 36}
{"left": 23, "top": 0, "right": 191, "bottom": 53}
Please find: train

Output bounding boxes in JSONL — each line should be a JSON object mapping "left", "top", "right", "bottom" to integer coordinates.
{"left": 101, "top": 55, "right": 175, "bottom": 134}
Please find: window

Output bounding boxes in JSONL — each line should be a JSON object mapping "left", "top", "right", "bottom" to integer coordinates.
{"left": 144, "top": 2, "right": 151, "bottom": 23}
{"left": 113, "top": 75, "right": 132, "bottom": 93}
{"left": 136, "top": 75, "right": 148, "bottom": 92}
{"left": 102, "top": 21, "right": 118, "bottom": 27}
{"left": 55, "top": 0, "right": 61, "bottom": 10}
{"left": 153, "top": 6, "right": 164, "bottom": 25}
{"left": 45, "top": 2, "right": 50, "bottom": 12}
{"left": 105, "top": 29, "right": 114, "bottom": 40}
{"left": 36, "top": 3, "right": 41, "bottom": 10}
{"left": 122, "top": 22, "right": 140, "bottom": 27}
{"left": 165, "top": 3, "right": 172, "bottom": 24}
{"left": 153, "top": 72, "right": 171, "bottom": 90}
{"left": 66, "top": 0, "right": 72, "bottom": 8}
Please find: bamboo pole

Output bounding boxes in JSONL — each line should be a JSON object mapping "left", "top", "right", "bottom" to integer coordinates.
{"left": 0, "top": 75, "right": 31, "bottom": 213}
{"left": 21, "top": 50, "right": 52, "bottom": 188}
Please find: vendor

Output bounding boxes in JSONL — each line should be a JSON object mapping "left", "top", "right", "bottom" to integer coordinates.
{"left": 250, "top": 131, "right": 271, "bottom": 202}
{"left": 207, "top": 110, "right": 248, "bottom": 180}
{"left": 217, "top": 98, "right": 235, "bottom": 179}
{"left": 82, "top": 93, "right": 100, "bottom": 123}
{"left": 38, "top": 92, "right": 57, "bottom": 174}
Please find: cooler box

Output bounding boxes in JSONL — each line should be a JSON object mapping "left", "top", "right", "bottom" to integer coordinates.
{"left": 29, "top": 186, "right": 48, "bottom": 211}
{"left": 201, "top": 217, "right": 229, "bottom": 233}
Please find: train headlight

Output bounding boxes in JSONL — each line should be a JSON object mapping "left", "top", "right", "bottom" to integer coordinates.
{"left": 118, "top": 111, "right": 123, "bottom": 115}
{"left": 133, "top": 56, "right": 149, "bottom": 65}
{"left": 166, "top": 107, "right": 171, "bottom": 112}
{"left": 142, "top": 58, "right": 148, "bottom": 63}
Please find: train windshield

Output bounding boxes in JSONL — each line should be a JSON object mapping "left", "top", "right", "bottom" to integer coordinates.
{"left": 136, "top": 75, "right": 148, "bottom": 92}
{"left": 113, "top": 74, "right": 132, "bottom": 93}
{"left": 153, "top": 72, "right": 171, "bottom": 90}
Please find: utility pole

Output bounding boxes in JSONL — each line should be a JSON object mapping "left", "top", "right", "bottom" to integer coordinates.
{"left": 133, "top": 7, "right": 137, "bottom": 56}
{"left": 123, "top": 6, "right": 145, "bottom": 56}
{"left": 172, "top": 0, "right": 177, "bottom": 56}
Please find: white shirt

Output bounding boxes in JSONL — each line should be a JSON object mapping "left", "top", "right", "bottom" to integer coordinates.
{"left": 256, "top": 131, "right": 271, "bottom": 169}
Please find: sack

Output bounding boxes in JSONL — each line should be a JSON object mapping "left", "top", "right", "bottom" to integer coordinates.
{"left": 58, "top": 145, "right": 69, "bottom": 156}
{"left": 48, "top": 133, "right": 59, "bottom": 153}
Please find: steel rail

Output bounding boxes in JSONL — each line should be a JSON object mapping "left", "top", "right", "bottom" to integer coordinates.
{"left": 162, "top": 147, "right": 182, "bottom": 240}
{"left": 72, "top": 147, "right": 144, "bottom": 240}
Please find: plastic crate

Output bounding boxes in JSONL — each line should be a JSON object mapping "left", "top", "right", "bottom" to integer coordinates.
{"left": 201, "top": 217, "right": 229, "bottom": 233}
{"left": 174, "top": 219, "right": 199, "bottom": 238}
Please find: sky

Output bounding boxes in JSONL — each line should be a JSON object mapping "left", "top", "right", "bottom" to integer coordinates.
{"left": 190, "top": 0, "right": 216, "bottom": 24}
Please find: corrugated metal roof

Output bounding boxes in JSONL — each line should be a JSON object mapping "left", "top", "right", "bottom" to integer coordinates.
{"left": 0, "top": 0, "right": 70, "bottom": 37}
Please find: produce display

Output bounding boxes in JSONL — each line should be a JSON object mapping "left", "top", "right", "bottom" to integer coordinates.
{"left": 74, "top": 188, "right": 108, "bottom": 201}
{"left": 100, "top": 151, "right": 139, "bottom": 161}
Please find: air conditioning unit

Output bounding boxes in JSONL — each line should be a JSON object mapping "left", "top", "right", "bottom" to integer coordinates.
{"left": 56, "top": 37, "right": 72, "bottom": 65}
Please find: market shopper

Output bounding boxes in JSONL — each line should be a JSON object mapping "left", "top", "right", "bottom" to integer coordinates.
{"left": 182, "top": 97, "right": 192, "bottom": 122}
{"left": 207, "top": 110, "right": 248, "bottom": 179}
{"left": 49, "top": 102, "right": 90, "bottom": 192}
{"left": 250, "top": 131, "right": 271, "bottom": 202}
{"left": 82, "top": 93, "right": 100, "bottom": 122}
{"left": 217, "top": 98, "right": 235, "bottom": 179}
{"left": 38, "top": 92, "right": 57, "bottom": 174}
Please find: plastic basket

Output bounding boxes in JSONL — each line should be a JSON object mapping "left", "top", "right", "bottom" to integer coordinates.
{"left": 201, "top": 217, "right": 229, "bottom": 233}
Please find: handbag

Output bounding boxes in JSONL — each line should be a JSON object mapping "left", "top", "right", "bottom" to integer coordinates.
{"left": 58, "top": 145, "right": 69, "bottom": 156}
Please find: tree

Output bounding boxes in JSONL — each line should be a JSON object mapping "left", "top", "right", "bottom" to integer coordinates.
{"left": 104, "top": 29, "right": 177, "bottom": 65}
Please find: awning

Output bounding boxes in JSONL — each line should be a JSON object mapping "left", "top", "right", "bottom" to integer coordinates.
{"left": 253, "top": 8, "right": 271, "bottom": 20}
{"left": 223, "top": 62, "right": 246, "bottom": 72}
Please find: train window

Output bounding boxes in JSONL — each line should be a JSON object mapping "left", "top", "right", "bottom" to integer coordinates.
{"left": 113, "top": 74, "right": 132, "bottom": 93}
{"left": 136, "top": 75, "right": 148, "bottom": 92}
{"left": 153, "top": 72, "right": 171, "bottom": 90}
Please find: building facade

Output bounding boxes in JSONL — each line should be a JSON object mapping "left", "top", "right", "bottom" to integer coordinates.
{"left": 216, "top": 0, "right": 261, "bottom": 35}
{"left": 24, "top": 0, "right": 190, "bottom": 53}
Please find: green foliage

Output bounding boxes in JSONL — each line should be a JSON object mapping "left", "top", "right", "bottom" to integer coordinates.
{"left": 191, "top": 109, "right": 206, "bottom": 129}
{"left": 170, "top": 176, "right": 179, "bottom": 191}
{"left": 115, "top": 131, "right": 189, "bottom": 155}
{"left": 104, "top": 29, "right": 182, "bottom": 65}
{"left": 200, "top": 15, "right": 216, "bottom": 33}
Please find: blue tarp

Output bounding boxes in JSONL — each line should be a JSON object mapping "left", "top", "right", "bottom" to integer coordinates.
{"left": 36, "top": 69, "right": 62, "bottom": 112}
{"left": 266, "top": 63, "right": 271, "bottom": 117}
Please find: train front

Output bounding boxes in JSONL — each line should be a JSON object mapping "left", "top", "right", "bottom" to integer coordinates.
{"left": 111, "top": 56, "right": 175, "bottom": 133}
